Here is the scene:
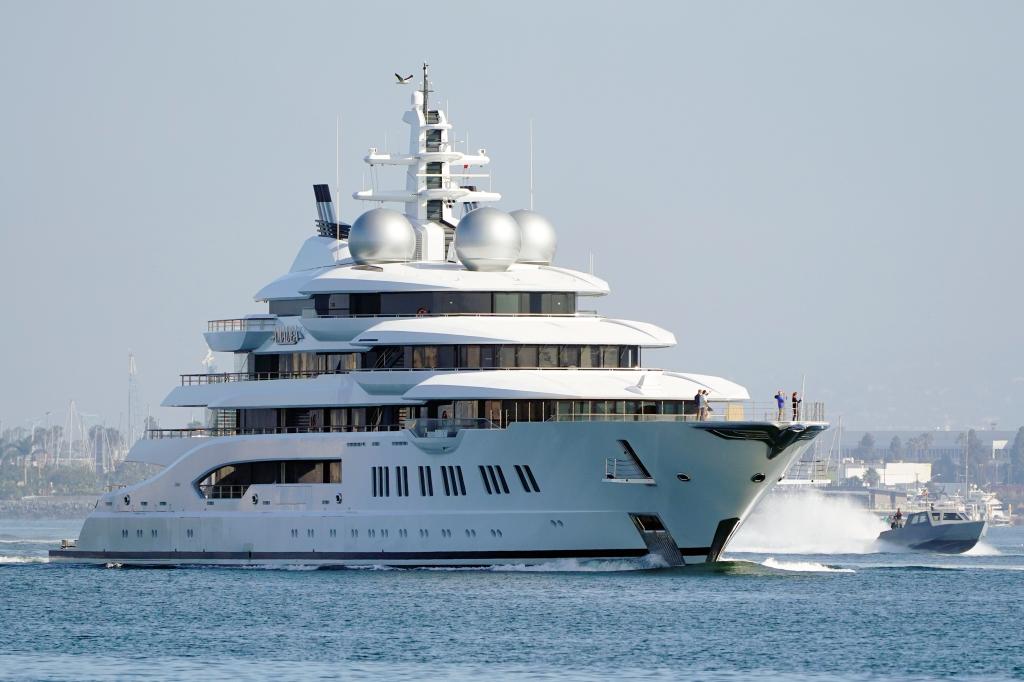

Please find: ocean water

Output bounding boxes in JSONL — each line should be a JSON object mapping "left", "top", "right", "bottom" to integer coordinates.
{"left": 1, "top": 497, "right": 1023, "bottom": 681}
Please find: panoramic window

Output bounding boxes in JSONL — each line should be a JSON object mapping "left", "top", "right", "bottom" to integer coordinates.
{"left": 312, "top": 292, "right": 578, "bottom": 317}
{"left": 196, "top": 459, "right": 342, "bottom": 499}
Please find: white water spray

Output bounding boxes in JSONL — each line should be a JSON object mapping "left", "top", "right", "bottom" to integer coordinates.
{"left": 730, "top": 489, "right": 888, "bottom": 554}
{"left": 760, "top": 557, "right": 855, "bottom": 573}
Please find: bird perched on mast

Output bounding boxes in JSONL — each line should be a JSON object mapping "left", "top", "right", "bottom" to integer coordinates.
{"left": 394, "top": 73, "right": 413, "bottom": 84}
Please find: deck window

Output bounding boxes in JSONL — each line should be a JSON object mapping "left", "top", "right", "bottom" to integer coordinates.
{"left": 516, "top": 346, "right": 538, "bottom": 367}
{"left": 196, "top": 459, "right": 342, "bottom": 499}
{"left": 538, "top": 345, "right": 558, "bottom": 367}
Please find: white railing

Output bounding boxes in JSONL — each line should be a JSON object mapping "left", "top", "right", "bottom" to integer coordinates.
{"left": 207, "top": 318, "right": 277, "bottom": 333}
{"left": 604, "top": 457, "right": 653, "bottom": 483}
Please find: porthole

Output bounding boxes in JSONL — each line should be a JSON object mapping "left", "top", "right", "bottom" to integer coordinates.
{"left": 676, "top": 473, "right": 691, "bottom": 482}
{"left": 123, "top": 494, "right": 131, "bottom": 506}
{"left": 751, "top": 473, "right": 766, "bottom": 483}
{"left": 335, "top": 493, "right": 343, "bottom": 504}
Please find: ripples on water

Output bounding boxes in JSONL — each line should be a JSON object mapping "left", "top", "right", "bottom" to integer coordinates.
{"left": 1, "top": 516, "right": 1023, "bottom": 681}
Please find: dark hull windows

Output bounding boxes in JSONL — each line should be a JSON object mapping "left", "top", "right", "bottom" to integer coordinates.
{"left": 372, "top": 466, "right": 390, "bottom": 497}
{"left": 268, "top": 298, "right": 312, "bottom": 316}
{"left": 312, "top": 292, "right": 577, "bottom": 317}
{"left": 479, "top": 465, "right": 510, "bottom": 495}
{"left": 248, "top": 351, "right": 360, "bottom": 378}
{"left": 364, "top": 344, "right": 640, "bottom": 370}
{"left": 513, "top": 465, "right": 542, "bottom": 492}
{"left": 466, "top": 399, "right": 691, "bottom": 425}
{"left": 250, "top": 345, "right": 640, "bottom": 377}
{"left": 395, "top": 466, "right": 410, "bottom": 497}
{"left": 418, "top": 466, "right": 434, "bottom": 496}
{"left": 230, "top": 399, "right": 690, "bottom": 435}
{"left": 196, "top": 459, "right": 342, "bottom": 498}
{"left": 440, "top": 466, "right": 466, "bottom": 496}
{"left": 231, "top": 406, "right": 408, "bottom": 434}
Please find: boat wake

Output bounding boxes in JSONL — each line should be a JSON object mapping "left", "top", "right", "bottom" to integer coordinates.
{"left": 731, "top": 489, "right": 888, "bottom": 554}
{"left": 963, "top": 542, "right": 1001, "bottom": 556}
{"left": 760, "top": 557, "right": 855, "bottom": 573}
{"left": 0, "top": 555, "right": 49, "bottom": 564}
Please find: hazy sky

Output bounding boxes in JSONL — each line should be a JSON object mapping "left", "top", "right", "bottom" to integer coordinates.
{"left": 1, "top": 1, "right": 1021, "bottom": 433}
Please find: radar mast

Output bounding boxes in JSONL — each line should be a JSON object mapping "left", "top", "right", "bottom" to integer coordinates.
{"left": 352, "top": 65, "right": 502, "bottom": 261}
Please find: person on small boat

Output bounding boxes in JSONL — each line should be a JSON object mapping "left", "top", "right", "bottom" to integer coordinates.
{"left": 891, "top": 508, "right": 903, "bottom": 529}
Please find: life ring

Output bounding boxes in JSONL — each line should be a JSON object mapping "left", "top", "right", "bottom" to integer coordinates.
{"left": 123, "top": 494, "right": 131, "bottom": 506}
{"left": 251, "top": 493, "right": 259, "bottom": 505}
{"left": 335, "top": 492, "right": 343, "bottom": 504}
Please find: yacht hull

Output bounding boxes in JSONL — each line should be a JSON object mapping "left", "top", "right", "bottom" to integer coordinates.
{"left": 51, "top": 420, "right": 824, "bottom": 567}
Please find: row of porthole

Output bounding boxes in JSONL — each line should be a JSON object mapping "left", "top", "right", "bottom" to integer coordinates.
{"left": 549, "top": 519, "right": 565, "bottom": 527}
{"left": 118, "top": 495, "right": 168, "bottom": 508}
{"left": 675, "top": 473, "right": 767, "bottom": 483}
{"left": 337, "top": 528, "right": 503, "bottom": 539}
{"left": 121, "top": 529, "right": 158, "bottom": 538}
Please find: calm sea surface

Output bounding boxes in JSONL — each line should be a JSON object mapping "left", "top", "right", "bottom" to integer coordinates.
{"left": 1, "top": 503, "right": 1022, "bottom": 681}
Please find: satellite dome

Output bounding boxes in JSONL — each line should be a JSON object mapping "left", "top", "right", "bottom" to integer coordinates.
{"left": 509, "top": 210, "right": 557, "bottom": 265}
{"left": 454, "top": 207, "right": 521, "bottom": 272}
{"left": 348, "top": 208, "right": 416, "bottom": 264}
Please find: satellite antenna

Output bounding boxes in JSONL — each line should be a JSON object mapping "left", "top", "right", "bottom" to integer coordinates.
{"left": 421, "top": 62, "right": 432, "bottom": 113}
{"left": 336, "top": 115, "right": 341, "bottom": 236}
{"left": 529, "top": 118, "right": 534, "bottom": 210}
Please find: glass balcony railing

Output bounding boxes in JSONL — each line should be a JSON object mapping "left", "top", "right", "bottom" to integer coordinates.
{"left": 207, "top": 318, "right": 277, "bottom": 333}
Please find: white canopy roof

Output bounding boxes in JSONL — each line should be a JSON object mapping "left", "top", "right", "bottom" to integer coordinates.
{"left": 348, "top": 315, "right": 675, "bottom": 348}
{"left": 164, "top": 376, "right": 420, "bottom": 409}
{"left": 403, "top": 370, "right": 750, "bottom": 401}
{"left": 297, "top": 262, "right": 609, "bottom": 296}
{"left": 165, "top": 368, "right": 748, "bottom": 409}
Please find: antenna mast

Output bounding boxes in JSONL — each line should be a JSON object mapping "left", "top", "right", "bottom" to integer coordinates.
{"left": 336, "top": 115, "right": 343, "bottom": 255}
{"left": 529, "top": 118, "right": 534, "bottom": 210}
{"left": 127, "top": 352, "right": 138, "bottom": 447}
{"left": 421, "top": 63, "right": 431, "bottom": 113}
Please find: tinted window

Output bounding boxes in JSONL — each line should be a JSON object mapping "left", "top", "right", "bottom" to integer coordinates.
{"left": 517, "top": 346, "right": 538, "bottom": 367}
{"left": 494, "top": 292, "right": 523, "bottom": 314}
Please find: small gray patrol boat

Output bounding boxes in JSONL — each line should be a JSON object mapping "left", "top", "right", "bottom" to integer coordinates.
{"left": 878, "top": 510, "right": 987, "bottom": 554}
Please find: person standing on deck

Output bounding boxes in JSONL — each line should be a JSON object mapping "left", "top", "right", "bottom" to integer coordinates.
{"left": 774, "top": 390, "right": 786, "bottom": 421}
{"left": 791, "top": 392, "right": 802, "bottom": 421}
{"left": 699, "top": 390, "right": 712, "bottom": 421}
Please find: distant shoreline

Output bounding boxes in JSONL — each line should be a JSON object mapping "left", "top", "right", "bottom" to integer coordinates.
{"left": 0, "top": 496, "right": 95, "bottom": 519}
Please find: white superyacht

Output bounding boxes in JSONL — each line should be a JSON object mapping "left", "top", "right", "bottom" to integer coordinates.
{"left": 52, "top": 67, "right": 827, "bottom": 567}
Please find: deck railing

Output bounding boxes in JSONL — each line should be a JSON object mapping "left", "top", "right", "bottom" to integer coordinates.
{"left": 146, "top": 402, "right": 826, "bottom": 440}
{"left": 546, "top": 401, "right": 826, "bottom": 424}
{"left": 198, "top": 484, "right": 248, "bottom": 499}
{"left": 145, "top": 425, "right": 405, "bottom": 439}
{"left": 311, "top": 311, "right": 601, "bottom": 319}
{"left": 404, "top": 418, "right": 498, "bottom": 438}
{"left": 179, "top": 366, "right": 649, "bottom": 385}
{"left": 207, "top": 318, "right": 278, "bottom": 333}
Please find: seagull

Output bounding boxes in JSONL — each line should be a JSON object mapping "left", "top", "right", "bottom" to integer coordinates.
{"left": 395, "top": 73, "right": 414, "bottom": 85}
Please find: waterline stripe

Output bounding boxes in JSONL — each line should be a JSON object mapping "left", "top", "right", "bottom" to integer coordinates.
{"left": 50, "top": 546, "right": 712, "bottom": 562}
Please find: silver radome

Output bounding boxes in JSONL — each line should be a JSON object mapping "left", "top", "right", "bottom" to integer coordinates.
{"left": 348, "top": 208, "right": 417, "bottom": 264}
{"left": 454, "top": 207, "right": 522, "bottom": 272}
{"left": 509, "top": 209, "right": 557, "bottom": 265}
